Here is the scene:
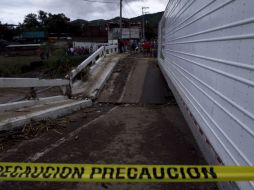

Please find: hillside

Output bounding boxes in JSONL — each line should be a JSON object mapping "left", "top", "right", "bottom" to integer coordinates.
{"left": 71, "top": 19, "right": 89, "bottom": 25}
{"left": 72, "top": 11, "right": 164, "bottom": 39}
{"left": 72, "top": 11, "right": 164, "bottom": 27}
{"left": 130, "top": 11, "right": 164, "bottom": 26}
{"left": 131, "top": 11, "right": 164, "bottom": 39}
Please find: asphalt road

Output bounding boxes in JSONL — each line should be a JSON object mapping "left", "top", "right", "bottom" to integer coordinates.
{"left": 0, "top": 54, "right": 218, "bottom": 190}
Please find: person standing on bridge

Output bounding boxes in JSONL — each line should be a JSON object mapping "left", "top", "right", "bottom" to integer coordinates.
{"left": 118, "top": 39, "right": 124, "bottom": 53}
{"left": 143, "top": 40, "right": 151, "bottom": 57}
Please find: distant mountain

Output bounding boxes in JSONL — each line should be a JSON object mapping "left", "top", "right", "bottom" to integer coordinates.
{"left": 89, "top": 19, "right": 107, "bottom": 26}
{"left": 71, "top": 11, "right": 164, "bottom": 39}
{"left": 130, "top": 11, "right": 164, "bottom": 24}
{"left": 71, "top": 19, "right": 89, "bottom": 25}
{"left": 72, "top": 11, "right": 164, "bottom": 27}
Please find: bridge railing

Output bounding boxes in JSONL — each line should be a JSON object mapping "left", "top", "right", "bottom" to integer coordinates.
{"left": 0, "top": 77, "right": 71, "bottom": 100}
{"left": 0, "top": 45, "right": 118, "bottom": 100}
{"left": 68, "top": 45, "right": 118, "bottom": 82}
{"left": 0, "top": 78, "right": 69, "bottom": 88}
{"left": 105, "top": 45, "right": 118, "bottom": 54}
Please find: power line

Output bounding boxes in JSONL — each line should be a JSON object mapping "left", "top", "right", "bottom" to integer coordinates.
{"left": 142, "top": 6, "right": 149, "bottom": 40}
{"left": 122, "top": 3, "right": 134, "bottom": 18}
{"left": 123, "top": 0, "right": 139, "bottom": 17}
{"left": 120, "top": 0, "right": 123, "bottom": 39}
{"left": 83, "top": 0, "right": 119, "bottom": 4}
{"left": 122, "top": 5, "right": 130, "bottom": 18}
{"left": 83, "top": 0, "right": 123, "bottom": 39}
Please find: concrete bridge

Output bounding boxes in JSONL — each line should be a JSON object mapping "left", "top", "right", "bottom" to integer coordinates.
{"left": 0, "top": 48, "right": 217, "bottom": 189}
{"left": 1, "top": 1, "right": 254, "bottom": 189}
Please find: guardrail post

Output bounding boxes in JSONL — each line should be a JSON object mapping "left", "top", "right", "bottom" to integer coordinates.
{"left": 28, "top": 87, "right": 37, "bottom": 100}
{"left": 65, "top": 84, "right": 72, "bottom": 98}
{"left": 60, "top": 84, "right": 72, "bottom": 98}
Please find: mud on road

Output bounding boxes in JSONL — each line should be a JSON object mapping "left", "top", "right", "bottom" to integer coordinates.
{"left": 0, "top": 54, "right": 218, "bottom": 190}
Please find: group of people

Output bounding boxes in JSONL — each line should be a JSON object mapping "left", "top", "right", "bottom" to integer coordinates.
{"left": 118, "top": 39, "right": 137, "bottom": 53}
{"left": 65, "top": 39, "right": 158, "bottom": 57}
{"left": 118, "top": 39, "right": 158, "bottom": 57}
{"left": 66, "top": 46, "right": 91, "bottom": 56}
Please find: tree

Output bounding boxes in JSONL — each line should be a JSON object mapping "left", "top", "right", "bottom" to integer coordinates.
{"left": 0, "top": 21, "right": 3, "bottom": 39}
{"left": 145, "top": 21, "right": 157, "bottom": 40}
{"left": 0, "top": 22, "right": 17, "bottom": 41}
{"left": 69, "top": 22, "right": 83, "bottom": 36}
{"left": 47, "top": 13, "right": 70, "bottom": 34}
{"left": 38, "top": 10, "right": 48, "bottom": 27}
{"left": 23, "top": 13, "right": 40, "bottom": 30}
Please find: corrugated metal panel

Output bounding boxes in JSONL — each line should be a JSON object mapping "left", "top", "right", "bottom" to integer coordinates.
{"left": 158, "top": 1, "right": 254, "bottom": 189}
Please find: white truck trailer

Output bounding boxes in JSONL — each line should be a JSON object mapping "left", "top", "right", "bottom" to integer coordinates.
{"left": 158, "top": 0, "right": 254, "bottom": 190}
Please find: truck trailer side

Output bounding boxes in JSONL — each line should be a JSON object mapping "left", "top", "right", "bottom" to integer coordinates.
{"left": 158, "top": 0, "right": 254, "bottom": 190}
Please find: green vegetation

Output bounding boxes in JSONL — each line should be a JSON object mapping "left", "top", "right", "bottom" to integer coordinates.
{"left": 0, "top": 10, "right": 164, "bottom": 77}
{"left": 0, "top": 48, "right": 89, "bottom": 78}
{"left": 72, "top": 12, "right": 164, "bottom": 40}
{"left": 131, "top": 12, "right": 164, "bottom": 39}
{"left": 1, "top": 11, "right": 164, "bottom": 42}
{"left": 0, "top": 56, "right": 41, "bottom": 77}
{"left": 21, "top": 11, "right": 71, "bottom": 34}
{"left": 44, "top": 49, "right": 89, "bottom": 78}
{"left": 80, "top": 67, "right": 90, "bottom": 82}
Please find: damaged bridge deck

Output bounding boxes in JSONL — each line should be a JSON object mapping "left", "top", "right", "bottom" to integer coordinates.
{"left": 0, "top": 54, "right": 217, "bottom": 190}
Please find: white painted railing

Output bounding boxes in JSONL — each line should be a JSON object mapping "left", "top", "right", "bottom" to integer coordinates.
{"left": 105, "top": 45, "right": 118, "bottom": 54}
{"left": 0, "top": 45, "right": 118, "bottom": 99}
{"left": 0, "top": 78, "right": 71, "bottom": 99}
{"left": 0, "top": 78, "right": 69, "bottom": 88}
{"left": 68, "top": 46, "right": 105, "bottom": 81}
{"left": 68, "top": 45, "right": 118, "bottom": 81}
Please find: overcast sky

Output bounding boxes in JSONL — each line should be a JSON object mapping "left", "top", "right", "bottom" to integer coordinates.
{"left": 0, "top": 0, "right": 168, "bottom": 24}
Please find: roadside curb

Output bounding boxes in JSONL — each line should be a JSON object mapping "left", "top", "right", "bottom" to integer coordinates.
{"left": 0, "top": 99, "right": 92, "bottom": 131}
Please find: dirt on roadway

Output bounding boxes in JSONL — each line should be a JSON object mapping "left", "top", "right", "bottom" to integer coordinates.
{"left": 0, "top": 54, "right": 218, "bottom": 190}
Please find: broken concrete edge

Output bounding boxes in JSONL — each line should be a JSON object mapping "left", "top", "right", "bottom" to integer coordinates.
{"left": 69, "top": 55, "right": 106, "bottom": 96}
{"left": 90, "top": 53, "right": 117, "bottom": 72}
{"left": 92, "top": 58, "right": 120, "bottom": 99}
{"left": 71, "top": 56, "right": 105, "bottom": 90}
{"left": 0, "top": 96, "right": 68, "bottom": 112}
{"left": 90, "top": 56, "right": 105, "bottom": 71}
{"left": 71, "top": 55, "right": 122, "bottom": 99}
{"left": 0, "top": 99, "right": 93, "bottom": 132}
{"left": 91, "top": 55, "right": 128, "bottom": 99}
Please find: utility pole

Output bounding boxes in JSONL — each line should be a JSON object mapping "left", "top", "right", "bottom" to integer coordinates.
{"left": 120, "top": 0, "right": 123, "bottom": 39}
{"left": 142, "top": 6, "right": 149, "bottom": 40}
{"left": 83, "top": 0, "right": 123, "bottom": 39}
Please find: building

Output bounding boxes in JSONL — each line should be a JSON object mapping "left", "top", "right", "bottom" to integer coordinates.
{"left": 107, "top": 19, "right": 142, "bottom": 40}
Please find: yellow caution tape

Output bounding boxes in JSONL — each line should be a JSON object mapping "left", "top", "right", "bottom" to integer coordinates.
{"left": 0, "top": 163, "right": 253, "bottom": 182}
